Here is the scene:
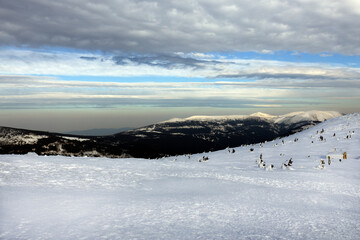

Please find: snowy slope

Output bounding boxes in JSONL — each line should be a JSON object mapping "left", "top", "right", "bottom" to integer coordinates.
{"left": 274, "top": 110, "right": 341, "bottom": 125}
{"left": 0, "top": 113, "right": 359, "bottom": 239}
{"left": 0, "top": 127, "right": 49, "bottom": 145}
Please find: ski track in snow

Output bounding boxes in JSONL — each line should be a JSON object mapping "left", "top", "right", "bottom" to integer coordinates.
{"left": 0, "top": 113, "right": 359, "bottom": 239}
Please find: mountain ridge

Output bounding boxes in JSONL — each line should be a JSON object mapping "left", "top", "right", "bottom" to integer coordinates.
{"left": 161, "top": 110, "right": 341, "bottom": 123}
{"left": 0, "top": 110, "right": 343, "bottom": 158}
{"left": 64, "top": 127, "right": 133, "bottom": 136}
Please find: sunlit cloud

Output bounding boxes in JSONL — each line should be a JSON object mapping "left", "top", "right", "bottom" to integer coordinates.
{"left": 253, "top": 105, "right": 282, "bottom": 108}
{"left": 1, "top": 71, "right": 359, "bottom": 111}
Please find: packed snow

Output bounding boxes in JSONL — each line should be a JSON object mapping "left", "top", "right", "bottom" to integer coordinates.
{"left": 0, "top": 113, "right": 359, "bottom": 239}
{"left": 60, "top": 136, "right": 90, "bottom": 142}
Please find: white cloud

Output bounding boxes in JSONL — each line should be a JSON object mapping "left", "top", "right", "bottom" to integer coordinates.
{"left": 320, "top": 53, "right": 333, "bottom": 57}
{"left": 257, "top": 50, "right": 274, "bottom": 55}
{"left": 0, "top": 48, "right": 358, "bottom": 111}
{"left": 253, "top": 104, "right": 282, "bottom": 108}
{"left": 0, "top": 49, "right": 359, "bottom": 82}
{"left": 1, "top": 72, "right": 359, "bottom": 111}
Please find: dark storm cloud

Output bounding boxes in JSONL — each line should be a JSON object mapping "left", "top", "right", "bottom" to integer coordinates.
{"left": 111, "top": 54, "right": 218, "bottom": 69}
{"left": 0, "top": 0, "right": 359, "bottom": 54}
{"left": 214, "top": 70, "right": 360, "bottom": 81}
{"left": 80, "top": 56, "right": 98, "bottom": 61}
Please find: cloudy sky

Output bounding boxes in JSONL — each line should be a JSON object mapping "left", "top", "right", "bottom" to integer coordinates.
{"left": 0, "top": 0, "right": 359, "bottom": 132}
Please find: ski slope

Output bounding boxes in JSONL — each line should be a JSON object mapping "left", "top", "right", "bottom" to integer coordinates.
{"left": 1, "top": 113, "right": 359, "bottom": 239}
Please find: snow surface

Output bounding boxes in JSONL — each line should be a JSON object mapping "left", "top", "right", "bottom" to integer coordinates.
{"left": 274, "top": 111, "right": 342, "bottom": 125}
{"left": 1, "top": 113, "right": 359, "bottom": 240}
{"left": 60, "top": 136, "right": 90, "bottom": 142}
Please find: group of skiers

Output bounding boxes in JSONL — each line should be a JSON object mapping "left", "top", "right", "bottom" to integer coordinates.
{"left": 256, "top": 153, "right": 275, "bottom": 170}
{"left": 256, "top": 153, "right": 295, "bottom": 171}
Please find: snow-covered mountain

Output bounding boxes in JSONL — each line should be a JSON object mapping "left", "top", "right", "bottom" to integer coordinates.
{"left": 163, "top": 110, "right": 340, "bottom": 124}
{"left": 104, "top": 110, "right": 342, "bottom": 157}
{"left": 274, "top": 110, "right": 341, "bottom": 125}
{"left": 0, "top": 111, "right": 342, "bottom": 158}
{"left": 0, "top": 113, "right": 359, "bottom": 240}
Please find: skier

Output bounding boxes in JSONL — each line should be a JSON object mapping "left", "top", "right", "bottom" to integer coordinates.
{"left": 288, "top": 158, "right": 293, "bottom": 167}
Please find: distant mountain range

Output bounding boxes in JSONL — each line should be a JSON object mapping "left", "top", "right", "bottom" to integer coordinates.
{"left": 0, "top": 111, "right": 342, "bottom": 158}
{"left": 64, "top": 127, "right": 133, "bottom": 136}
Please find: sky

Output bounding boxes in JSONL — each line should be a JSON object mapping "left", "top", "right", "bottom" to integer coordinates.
{"left": 0, "top": 0, "right": 359, "bottom": 132}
